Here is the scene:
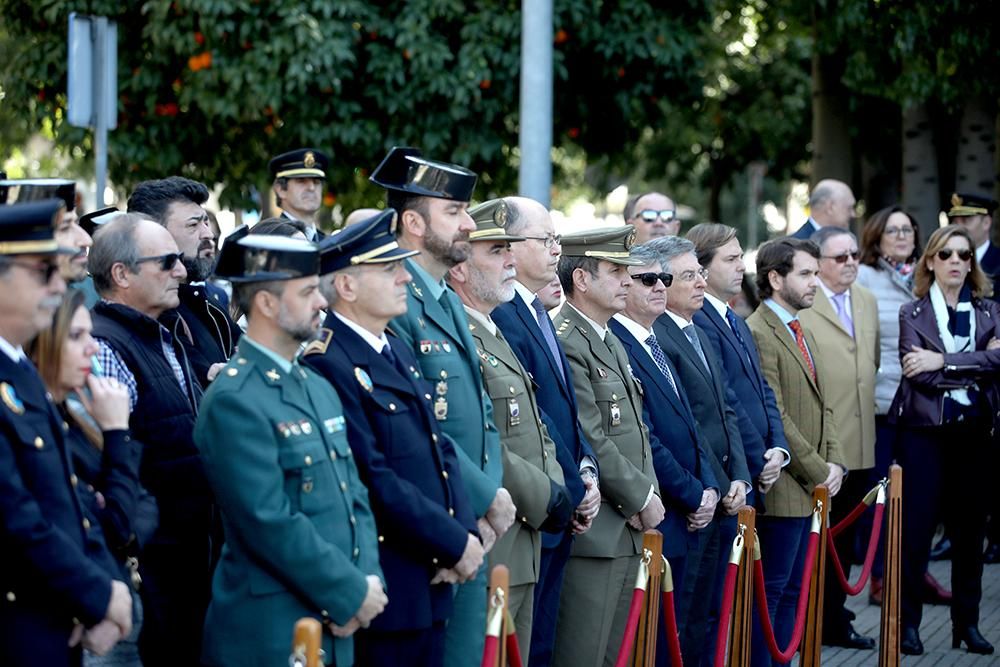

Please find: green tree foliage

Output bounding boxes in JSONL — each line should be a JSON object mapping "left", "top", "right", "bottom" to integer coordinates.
{"left": 0, "top": 0, "right": 710, "bottom": 210}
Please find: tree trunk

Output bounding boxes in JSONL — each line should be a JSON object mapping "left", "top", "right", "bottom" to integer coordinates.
{"left": 955, "top": 99, "right": 998, "bottom": 197}
{"left": 811, "top": 50, "right": 852, "bottom": 185}
{"left": 901, "top": 103, "right": 941, "bottom": 237}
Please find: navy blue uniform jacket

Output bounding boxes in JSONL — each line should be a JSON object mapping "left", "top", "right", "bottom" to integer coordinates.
{"left": 303, "top": 314, "right": 477, "bottom": 632}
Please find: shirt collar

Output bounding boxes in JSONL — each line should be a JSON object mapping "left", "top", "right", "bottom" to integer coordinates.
{"left": 613, "top": 313, "right": 653, "bottom": 343}
{"left": 463, "top": 305, "right": 497, "bottom": 336}
{"left": 406, "top": 258, "right": 446, "bottom": 301}
{"left": 703, "top": 292, "right": 729, "bottom": 320}
{"left": 664, "top": 308, "right": 693, "bottom": 329}
{"left": 566, "top": 302, "right": 607, "bottom": 340}
{"left": 513, "top": 281, "right": 537, "bottom": 312}
{"left": 333, "top": 311, "right": 389, "bottom": 353}
{"left": 241, "top": 334, "right": 294, "bottom": 373}
{"left": 763, "top": 298, "right": 797, "bottom": 326}
{"left": 0, "top": 335, "right": 25, "bottom": 364}
{"left": 977, "top": 240, "right": 990, "bottom": 263}
{"left": 818, "top": 278, "right": 850, "bottom": 301}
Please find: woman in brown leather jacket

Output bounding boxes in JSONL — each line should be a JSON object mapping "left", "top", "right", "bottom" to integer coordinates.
{"left": 889, "top": 225, "right": 1000, "bottom": 656}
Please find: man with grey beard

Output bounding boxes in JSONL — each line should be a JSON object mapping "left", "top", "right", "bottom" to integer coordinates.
{"left": 448, "top": 200, "right": 574, "bottom": 661}
{"left": 128, "top": 176, "right": 241, "bottom": 387}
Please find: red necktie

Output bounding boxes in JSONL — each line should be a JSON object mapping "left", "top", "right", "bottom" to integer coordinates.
{"left": 787, "top": 320, "right": 816, "bottom": 381}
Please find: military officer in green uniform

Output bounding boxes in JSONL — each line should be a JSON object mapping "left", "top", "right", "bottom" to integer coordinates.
{"left": 550, "top": 227, "right": 666, "bottom": 667}
{"left": 371, "top": 147, "right": 515, "bottom": 667}
{"left": 194, "top": 235, "right": 386, "bottom": 667}
{"left": 447, "top": 199, "right": 575, "bottom": 659}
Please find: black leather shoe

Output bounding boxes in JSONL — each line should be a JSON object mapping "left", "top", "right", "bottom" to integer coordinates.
{"left": 930, "top": 535, "right": 953, "bottom": 560}
{"left": 953, "top": 626, "right": 994, "bottom": 654}
{"left": 984, "top": 542, "right": 1000, "bottom": 564}
{"left": 900, "top": 627, "right": 924, "bottom": 655}
{"left": 824, "top": 625, "right": 876, "bottom": 650}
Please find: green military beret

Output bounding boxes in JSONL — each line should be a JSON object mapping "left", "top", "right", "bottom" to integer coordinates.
{"left": 558, "top": 225, "right": 643, "bottom": 265}
{"left": 467, "top": 198, "right": 526, "bottom": 242}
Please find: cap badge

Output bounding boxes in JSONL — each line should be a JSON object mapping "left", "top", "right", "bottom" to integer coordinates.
{"left": 624, "top": 227, "right": 638, "bottom": 250}
{"left": 951, "top": 193, "right": 963, "bottom": 208}
{"left": 304, "top": 152, "right": 316, "bottom": 168}
{"left": 494, "top": 202, "right": 509, "bottom": 228}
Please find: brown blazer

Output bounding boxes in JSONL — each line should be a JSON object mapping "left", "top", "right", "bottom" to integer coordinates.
{"left": 746, "top": 303, "right": 845, "bottom": 517}
{"left": 798, "top": 285, "right": 879, "bottom": 471}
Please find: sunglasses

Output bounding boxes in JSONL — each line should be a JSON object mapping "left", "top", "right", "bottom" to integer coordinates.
{"left": 936, "top": 248, "right": 973, "bottom": 262}
{"left": 637, "top": 209, "right": 676, "bottom": 224}
{"left": 136, "top": 252, "right": 184, "bottom": 271}
{"left": 9, "top": 259, "right": 60, "bottom": 284}
{"left": 821, "top": 250, "right": 860, "bottom": 264}
{"left": 630, "top": 271, "right": 673, "bottom": 287}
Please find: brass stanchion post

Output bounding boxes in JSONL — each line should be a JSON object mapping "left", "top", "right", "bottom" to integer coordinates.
{"left": 634, "top": 530, "right": 664, "bottom": 666}
{"left": 800, "top": 484, "right": 829, "bottom": 667}
{"left": 728, "top": 507, "right": 756, "bottom": 667}
{"left": 879, "top": 465, "right": 902, "bottom": 667}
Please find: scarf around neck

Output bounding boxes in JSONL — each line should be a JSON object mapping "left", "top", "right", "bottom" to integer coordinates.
{"left": 929, "top": 282, "right": 976, "bottom": 405}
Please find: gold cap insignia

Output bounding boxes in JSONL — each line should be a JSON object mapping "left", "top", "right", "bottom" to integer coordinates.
{"left": 494, "top": 201, "right": 509, "bottom": 228}
{"left": 624, "top": 227, "right": 638, "bottom": 250}
{"left": 304, "top": 151, "right": 316, "bottom": 168}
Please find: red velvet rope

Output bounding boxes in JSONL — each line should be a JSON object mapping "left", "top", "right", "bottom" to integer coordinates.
{"left": 752, "top": 529, "right": 821, "bottom": 663}
{"left": 829, "top": 483, "right": 883, "bottom": 538}
{"left": 506, "top": 629, "right": 523, "bottom": 667}
{"left": 481, "top": 635, "right": 500, "bottom": 667}
{"left": 661, "top": 590, "right": 684, "bottom": 667}
{"left": 827, "top": 501, "right": 885, "bottom": 596}
{"left": 712, "top": 561, "right": 741, "bottom": 667}
{"left": 613, "top": 586, "right": 648, "bottom": 667}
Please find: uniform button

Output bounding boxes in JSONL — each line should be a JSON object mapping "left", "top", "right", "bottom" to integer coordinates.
{"left": 69, "top": 474, "right": 78, "bottom": 487}
{"left": 543, "top": 451, "right": 548, "bottom": 459}
{"left": 330, "top": 451, "right": 337, "bottom": 460}
{"left": 124, "top": 435, "right": 131, "bottom": 442}
{"left": 62, "top": 421, "right": 69, "bottom": 431}
{"left": 82, "top": 518, "right": 91, "bottom": 530}
{"left": 449, "top": 508, "right": 455, "bottom": 516}
{"left": 378, "top": 535, "right": 384, "bottom": 543}
{"left": 321, "top": 610, "right": 329, "bottom": 618}
{"left": 304, "top": 455, "right": 313, "bottom": 466}
{"left": 722, "top": 455, "right": 729, "bottom": 463}
{"left": 353, "top": 547, "right": 360, "bottom": 558}
{"left": 432, "top": 558, "right": 439, "bottom": 565}
{"left": 612, "top": 393, "right": 618, "bottom": 400}
{"left": 6, "top": 591, "right": 15, "bottom": 602}
{"left": 226, "top": 368, "right": 238, "bottom": 377}
{"left": 484, "top": 454, "right": 489, "bottom": 463}
{"left": 425, "top": 393, "right": 432, "bottom": 400}
{"left": 389, "top": 403, "right": 397, "bottom": 411}
{"left": 432, "top": 434, "right": 438, "bottom": 443}
{"left": 34, "top": 437, "right": 43, "bottom": 450}
{"left": 350, "top": 515, "right": 356, "bottom": 525}
{"left": 442, "top": 470, "right": 449, "bottom": 480}
{"left": 340, "top": 482, "right": 348, "bottom": 491}
{"left": 521, "top": 516, "right": 527, "bottom": 523}
{"left": 237, "top": 358, "right": 247, "bottom": 365}
{"left": 509, "top": 386, "right": 515, "bottom": 394}
{"left": 617, "top": 504, "right": 624, "bottom": 511}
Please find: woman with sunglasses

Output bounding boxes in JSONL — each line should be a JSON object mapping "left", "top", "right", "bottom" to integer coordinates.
{"left": 29, "top": 289, "right": 158, "bottom": 667}
{"left": 889, "top": 225, "right": 1000, "bottom": 656}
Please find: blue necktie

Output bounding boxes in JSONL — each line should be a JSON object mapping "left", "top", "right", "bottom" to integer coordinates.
{"left": 725, "top": 307, "right": 753, "bottom": 363}
{"left": 531, "top": 296, "right": 566, "bottom": 383}
{"left": 644, "top": 334, "right": 679, "bottom": 397}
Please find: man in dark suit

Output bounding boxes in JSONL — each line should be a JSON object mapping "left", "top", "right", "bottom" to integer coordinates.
{"left": 303, "top": 210, "right": 482, "bottom": 666}
{"left": 792, "top": 179, "right": 856, "bottom": 240}
{"left": 686, "top": 223, "right": 789, "bottom": 504}
{"left": 127, "top": 176, "right": 242, "bottom": 388}
{"left": 490, "top": 196, "right": 600, "bottom": 667}
{"left": 268, "top": 148, "right": 330, "bottom": 241}
{"left": 606, "top": 243, "right": 719, "bottom": 656}
{"left": 1, "top": 199, "right": 132, "bottom": 665}
{"left": 647, "top": 235, "right": 751, "bottom": 666}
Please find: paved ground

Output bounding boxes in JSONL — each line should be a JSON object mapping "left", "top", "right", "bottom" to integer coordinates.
{"left": 813, "top": 558, "right": 1000, "bottom": 666}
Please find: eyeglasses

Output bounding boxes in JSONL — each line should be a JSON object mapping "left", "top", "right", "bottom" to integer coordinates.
{"left": 522, "top": 234, "right": 562, "bottom": 248}
{"left": 936, "top": 248, "right": 973, "bottom": 262}
{"left": 883, "top": 226, "right": 914, "bottom": 238}
{"left": 636, "top": 209, "right": 676, "bottom": 224}
{"left": 9, "top": 259, "right": 60, "bottom": 284}
{"left": 677, "top": 267, "right": 710, "bottom": 282}
{"left": 821, "top": 250, "right": 860, "bottom": 264}
{"left": 630, "top": 271, "right": 673, "bottom": 287}
{"left": 135, "top": 252, "right": 184, "bottom": 271}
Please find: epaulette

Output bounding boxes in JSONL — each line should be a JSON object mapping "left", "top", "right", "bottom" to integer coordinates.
{"left": 555, "top": 318, "right": 572, "bottom": 338}
{"left": 302, "top": 328, "right": 333, "bottom": 356}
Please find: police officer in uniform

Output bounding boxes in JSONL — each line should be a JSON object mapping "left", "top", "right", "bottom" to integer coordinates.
{"left": 194, "top": 235, "right": 386, "bottom": 666}
{"left": 0, "top": 199, "right": 132, "bottom": 665}
{"left": 302, "top": 209, "right": 482, "bottom": 666}
{"left": 449, "top": 199, "right": 574, "bottom": 659}
{"left": 269, "top": 148, "right": 330, "bottom": 242}
{"left": 372, "top": 147, "right": 516, "bottom": 667}
{"left": 550, "top": 227, "right": 665, "bottom": 667}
